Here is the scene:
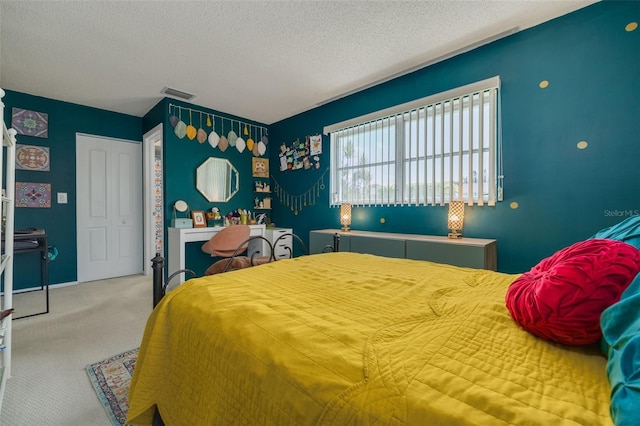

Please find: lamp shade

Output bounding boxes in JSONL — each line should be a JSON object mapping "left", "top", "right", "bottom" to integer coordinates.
{"left": 447, "top": 201, "right": 465, "bottom": 238}
{"left": 340, "top": 203, "right": 352, "bottom": 231}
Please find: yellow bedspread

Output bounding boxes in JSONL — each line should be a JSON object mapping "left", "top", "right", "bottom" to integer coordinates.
{"left": 127, "top": 252, "right": 612, "bottom": 425}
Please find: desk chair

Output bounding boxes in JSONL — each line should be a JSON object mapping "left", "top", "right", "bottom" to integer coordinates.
{"left": 201, "top": 225, "right": 273, "bottom": 275}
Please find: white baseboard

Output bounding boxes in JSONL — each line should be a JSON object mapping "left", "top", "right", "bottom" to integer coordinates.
{"left": 49, "top": 281, "right": 79, "bottom": 289}
{"left": 10, "top": 281, "right": 79, "bottom": 294}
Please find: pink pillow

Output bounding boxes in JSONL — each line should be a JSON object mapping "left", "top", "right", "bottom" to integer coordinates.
{"left": 505, "top": 239, "right": 640, "bottom": 345}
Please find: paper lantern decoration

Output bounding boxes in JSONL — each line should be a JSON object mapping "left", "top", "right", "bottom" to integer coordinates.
{"left": 236, "top": 137, "right": 246, "bottom": 153}
{"left": 218, "top": 135, "right": 229, "bottom": 152}
{"left": 208, "top": 130, "right": 220, "bottom": 149}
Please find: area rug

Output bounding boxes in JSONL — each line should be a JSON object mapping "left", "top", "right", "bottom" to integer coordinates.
{"left": 86, "top": 348, "right": 139, "bottom": 426}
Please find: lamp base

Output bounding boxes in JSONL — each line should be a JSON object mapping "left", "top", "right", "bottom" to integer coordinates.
{"left": 341, "top": 226, "right": 351, "bottom": 232}
{"left": 448, "top": 231, "right": 462, "bottom": 239}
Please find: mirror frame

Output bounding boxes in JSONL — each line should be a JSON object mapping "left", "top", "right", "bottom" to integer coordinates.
{"left": 196, "top": 157, "right": 239, "bottom": 202}
{"left": 174, "top": 200, "right": 188, "bottom": 212}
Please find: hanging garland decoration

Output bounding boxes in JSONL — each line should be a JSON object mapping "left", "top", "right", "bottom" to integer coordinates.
{"left": 271, "top": 168, "right": 329, "bottom": 215}
{"left": 167, "top": 103, "right": 269, "bottom": 156}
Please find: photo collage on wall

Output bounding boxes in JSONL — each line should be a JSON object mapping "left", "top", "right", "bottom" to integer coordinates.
{"left": 12, "top": 107, "right": 52, "bottom": 208}
{"left": 272, "top": 134, "right": 326, "bottom": 215}
{"left": 278, "top": 134, "right": 322, "bottom": 172}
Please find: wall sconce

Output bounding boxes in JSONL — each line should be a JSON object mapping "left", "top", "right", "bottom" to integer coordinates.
{"left": 447, "top": 201, "right": 465, "bottom": 239}
{"left": 340, "top": 203, "right": 352, "bottom": 232}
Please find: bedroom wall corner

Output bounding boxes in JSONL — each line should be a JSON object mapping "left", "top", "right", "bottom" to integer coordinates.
{"left": 2, "top": 90, "right": 142, "bottom": 288}
{"left": 269, "top": 0, "right": 640, "bottom": 273}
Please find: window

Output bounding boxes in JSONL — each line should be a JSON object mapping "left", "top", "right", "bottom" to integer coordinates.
{"left": 325, "top": 76, "right": 502, "bottom": 207}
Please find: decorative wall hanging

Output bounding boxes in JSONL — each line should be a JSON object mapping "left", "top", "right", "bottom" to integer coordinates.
{"left": 252, "top": 158, "right": 269, "bottom": 178}
{"left": 236, "top": 135, "right": 246, "bottom": 153}
{"left": 235, "top": 121, "right": 245, "bottom": 152}
{"left": 246, "top": 136, "right": 255, "bottom": 152}
{"left": 256, "top": 140, "right": 267, "bottom": 157}
{"left": 168, "top": 103, "right": 269, "bottom": 156}
{"left": 12, "top": 108, "right": 49, "bottom": 138}
{"left": 271, "top": 168, "right": 329, "bottom": 215}
{"left": 196, "top": 112, "right": 207, "bottom": 143}
{"left": 228, "top": 128, "right": 238, "bottom": 147}
{"left": 185, "top": 109, "right": 197, "bottom": 140}
{"left": 16, "top": 144, "right": 50, "bottom": 171}
{"left": 169, "top": 104, "right": 179, "bottom": 128}
{"left": 219, "top": 130, "right": 229, "bottom": 152}
{"left": 279, "top": 135, "right": 322, "bottom": 171}
{"left": 208, "top": 115, "right": 220, "bottom": 148}
{"left": 174, "top": 107, "right": 187, "bottom": 139}
{"left": 16, "top": 182, "right": 52, "bottom": 208}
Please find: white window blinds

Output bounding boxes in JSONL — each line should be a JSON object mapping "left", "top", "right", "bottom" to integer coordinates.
{"left": 325, "top": 76, "right": 502, "bottom": 207}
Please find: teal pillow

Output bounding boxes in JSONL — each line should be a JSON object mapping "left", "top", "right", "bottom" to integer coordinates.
{"left": 601, "top": 272, "right": 640, "bottom": 426}
{"left": 592, "top": 215, "right": 640, "bottom": 251}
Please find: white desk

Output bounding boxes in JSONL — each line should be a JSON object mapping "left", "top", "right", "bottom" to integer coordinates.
{"left": 168, "top": 225, "right": 267, "bottom": 282}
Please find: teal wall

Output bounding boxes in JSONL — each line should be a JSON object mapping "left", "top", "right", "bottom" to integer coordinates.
{"left": 3, "top": 92, "right": 268, "bottom": 287}
{"left": 269, "top": 1, "right": 640, "bottom": 273}
{"left": 3, "top": 90, "right": 142, "bottom": 289}
{"left": 4, "top": 1, "right": 637, "bottom": 286}
{"left": 143, "top": 98, "right": 269, "bottom": 276}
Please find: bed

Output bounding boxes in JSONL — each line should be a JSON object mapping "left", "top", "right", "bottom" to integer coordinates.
{"left": 127, "top": 218, "right": 640, "bottom": 426}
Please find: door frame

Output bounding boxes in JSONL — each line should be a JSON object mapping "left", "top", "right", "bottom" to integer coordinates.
{"left": 143, "top": 124, "right": 163, "bottom": 276}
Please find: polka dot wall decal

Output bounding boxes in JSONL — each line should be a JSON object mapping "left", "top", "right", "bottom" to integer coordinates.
{"left": 626, "top": 22, "right": 638, "bottom": 32}
{"left": 577, "top": 141, "right": 588, "bottom": 149}
{"left": 380, "top": 218, "right": 386, "bottom": 223}
{"left": 539, "top": 80, "right": 549, "bottom": 89}
{"left": 510, "top": 202, "right": 519, "bottom": 209}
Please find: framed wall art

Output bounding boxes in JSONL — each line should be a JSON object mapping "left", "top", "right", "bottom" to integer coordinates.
{"left": 16, "top": 144, "right": 50, "bottom": 171}
{"left": 16, "top": 182, "right": 52, "bottom": 208}
{"left": 252, "top": 157, "right": 269, "bottom": 178}
{"left": 12, "top": 108, "right": 49, "bottom": 138}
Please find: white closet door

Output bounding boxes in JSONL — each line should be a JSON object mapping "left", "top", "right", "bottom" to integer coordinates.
{"left": 76, "top": 134, "right": 142, "bottom": 282}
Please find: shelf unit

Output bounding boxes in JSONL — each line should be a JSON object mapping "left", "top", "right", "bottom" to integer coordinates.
{"left": 0, "top": 88, "right": 17, "bottom": 413}
{"left": 253, "top": 179, "right": 272, "bottom": 210}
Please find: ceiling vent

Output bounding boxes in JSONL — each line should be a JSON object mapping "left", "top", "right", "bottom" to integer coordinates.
{"left": 160, "top": 87, "right": 196, "bottom": 101}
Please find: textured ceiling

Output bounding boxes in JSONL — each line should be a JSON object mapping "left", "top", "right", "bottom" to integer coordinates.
{"left": 0, "top": 0, "right": 596, "bottom": 124}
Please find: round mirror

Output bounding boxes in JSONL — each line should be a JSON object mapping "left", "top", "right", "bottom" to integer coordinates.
{"left": 174, "top": 200, "right": 188, "bottom": 212}
{"left": 196, "top": 158, "right": 239, "bottom": 202}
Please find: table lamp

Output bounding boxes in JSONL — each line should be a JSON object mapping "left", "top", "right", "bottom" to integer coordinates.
{"left": 340, "top": 203, "right": 352, "bottom": 232}
{"left": 447, "top": 201, "right": 465, "bottom": 239}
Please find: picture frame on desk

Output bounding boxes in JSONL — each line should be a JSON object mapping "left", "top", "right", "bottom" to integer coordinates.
{"left": 191, "top": 210, "right": 206, "bottom": 228}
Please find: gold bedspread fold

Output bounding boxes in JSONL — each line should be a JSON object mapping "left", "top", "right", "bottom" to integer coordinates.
{"left": 127, "top": 252, "right": 612, "bottom": 425}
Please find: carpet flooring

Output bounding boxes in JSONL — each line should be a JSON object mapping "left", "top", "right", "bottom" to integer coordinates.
{"left": 87, "top": 348, "right": 139, "bottom": 426}
{"left": 0, "top": 274, "right": 151, "bottom": 425}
